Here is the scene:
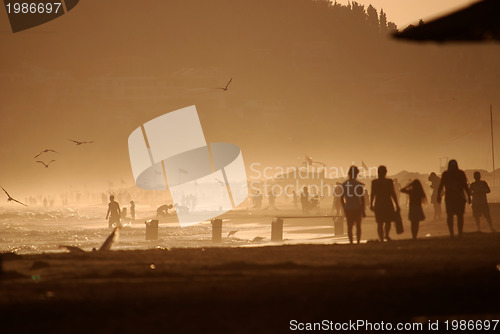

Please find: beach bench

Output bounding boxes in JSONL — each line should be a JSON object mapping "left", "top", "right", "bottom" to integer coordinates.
{"left": 210, "top": 215, "right": 346, "bottom": 243}
{"left": 271, "top": 215, "right": 345, "bottom": 241}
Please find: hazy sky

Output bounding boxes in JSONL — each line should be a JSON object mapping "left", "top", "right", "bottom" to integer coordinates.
{"left": 335, "top": 0, "right": 478, "bottom": 27}
{"left": 1, "top": 0, "right": 499, "bottom": 198}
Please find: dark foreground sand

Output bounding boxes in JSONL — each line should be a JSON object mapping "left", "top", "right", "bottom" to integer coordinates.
{"left": 1, "top": 233, "right": 499, "bottom": 333}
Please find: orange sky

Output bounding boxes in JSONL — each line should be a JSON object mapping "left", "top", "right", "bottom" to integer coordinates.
{"left": 335, "top": 0, "right": 478, "bottom": 27}
{"left": 1, "top": 0, "right": 499, "bottom": 199}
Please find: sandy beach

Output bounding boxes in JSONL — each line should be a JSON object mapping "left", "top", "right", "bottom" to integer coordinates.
{"left": 1, "top": 230, "right": 499, "bottom": 333}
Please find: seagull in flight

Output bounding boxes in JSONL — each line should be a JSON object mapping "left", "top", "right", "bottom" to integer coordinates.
{"left": 34, "top": 149, "right": 59, "bottom": 159}
{"left": 1, "top": 187, "right": 27, "bottom": 206}
{"left": 36, "top": 160, "right": 56, "bottom": 168}
{"left": 217, "top": 78, "right": 232, "bottom": 91}
{"left": 227, "top": 230, "right": 238, "bottom": 237}
{"left": 67, "top": 139, "right": 94, "bottom": 145}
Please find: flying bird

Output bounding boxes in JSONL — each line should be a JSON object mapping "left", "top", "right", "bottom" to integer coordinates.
{"left": 217, "top": 78, "right": 232, "bottom": 91}
{"left": 34, "top": 149, "right": 59, "bottom": 158}
{"left": 227, "top": 230, "right": 238, "bottom": 237}
{"left": 67, "top": 139, "right": 94, "bottom": 145}
{"left": 36, "top": 160, "right": 56, "bottom": 168}
{"left": 1, "top": 187, "right": 27, "bottom": 206}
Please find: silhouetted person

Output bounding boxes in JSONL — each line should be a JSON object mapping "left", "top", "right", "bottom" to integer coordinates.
{"left": 363, "top": 188, "right": 370, "bottom": 212}
{"left": 309, "top": 189, "right": 320, "bottom": 212}
{"left": 332, "top": 183, "right": 343, "bottom": 216}
{"left": 428, "top": 172, "right": 442, "bottom": 220}
{"left": 470, "top": 171, "right": 495, "bottom": 232}
{"left": 252, "top": 190, "right": 263, "bottom": 209}
{"left": 401, "top": 179, "right": 427, "bottom": 239}
{"left": 156, "top": 204, "right": 173, "bottom": 217}
{"left": 268, "top": 190, "right": 276, "bottom": 210}
{"left": 189, "top": 194, "right": 197, "bottom": 211}
{"left": 301, "top": 186, "right": 310, "bottom": 214}
{"left": 341, "top": 166, "right": 366, "bottom": 244}
{"left": 393, "top": 178, "right": 401, "bottom": 202}
{"left": 105, "top": 195, "right": 121, "bottom": 228}
{"left": 437, "top": 160, "right": 471, "bottom": 239}
{"left": 292, "top": 190, "right": 298, "bottom": 208}
{"left": 130, "top": 200, "right": 136, "bottom": 220}
{"left": 120, "top": 207, "right": 128, "bottom": 223}
{"left": 175, "top": 203, "right": 190, "bottom": 213}
{"left": 370, "top": 165, "right": 400, "bottom": 242}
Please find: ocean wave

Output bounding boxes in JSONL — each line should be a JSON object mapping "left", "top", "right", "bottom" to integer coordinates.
{"left": 0, "top": 208, "right": 98, "bottom": 222}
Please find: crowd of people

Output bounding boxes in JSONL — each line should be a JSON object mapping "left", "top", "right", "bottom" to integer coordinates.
{"left": 340, "top": 160, "right": 495, "bottom": 244}
{"left": 105, "top": 195, "right": 136, "bottom": 228}
{"left": 105, "top": 160, "right": 496, "bottom": 244}
{"left": 249, "top": 159, "right": 496, "bottom": 244}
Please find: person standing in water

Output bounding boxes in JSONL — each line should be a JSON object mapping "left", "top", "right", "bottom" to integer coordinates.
{"left": 106, "top": 195, "right": 121, "bottom": 228}
{"left": 370, "top": 166, "right": 400, "bottom": 242}
{"left": 401, "top": 179, "right": 427, "bottom": 239}
{"left": 341, "top": 166, "right": 366, "bottom": 244}
{"left": 470, "top": 171, "right": 495, "bottom": 232}
{"left": 437, "top": 160, "right": 471, "bottom": 239}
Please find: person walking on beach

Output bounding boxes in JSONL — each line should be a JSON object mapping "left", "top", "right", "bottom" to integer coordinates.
{"left": 393, "top": 178, "right": 401, "bottom": 202}
{"left": 437, "top": 160, "right": 471, "bottom": 239}
{"left": 301, "top": 187, "right": 311, "bottom": 214}
{"left": 106, "top": 195, "right": 121, "bottom": 228}
{"left": 370, "top": 166, "right": 400, "bottom": 242}
{"left": 341, "top": 166, "right": 366, "bottom": 244}
{"left": 130, "top": 200, "right": 136, "bottom": 220}
{"left": 401, "top": 180, "right": 427, "bottom": 239}
{"left": 428, "top": 172, "right": 442, "bottom": 221}
{"left": 268, "top": 189, "right": 276, "bottom": 210}
{"left": 252, "top": 190, "right": 263, "bottom": 209}
{"left": 470, "top": 171, "right": 495, "bottom": 232}
{"left": 332, "top": 183, "right": 343, "bottom": 216}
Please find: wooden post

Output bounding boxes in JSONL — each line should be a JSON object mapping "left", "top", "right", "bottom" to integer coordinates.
{"left": 145, "top": 219, "right": 159, "bottom": 240}
{"left": 271, "top": 218, "right": 283, "bottom": 241}
{"left": 211, "top": 219, "right": 222, "bottom": 243}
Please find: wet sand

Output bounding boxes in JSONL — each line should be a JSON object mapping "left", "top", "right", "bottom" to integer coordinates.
{"left": 1, "top": 232, "right": 499, "bottom": 333}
